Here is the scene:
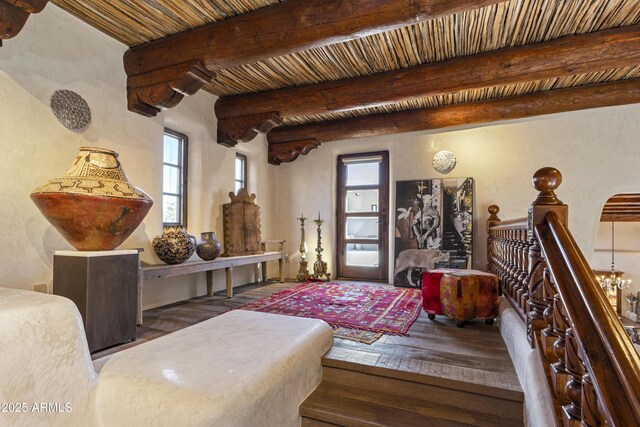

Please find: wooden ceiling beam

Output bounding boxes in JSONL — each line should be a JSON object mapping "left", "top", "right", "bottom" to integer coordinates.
{"left": 266, "top": 79, "right": 640, "bottom": 164}
{"left": 124, "top": 0, "right": 502, "bottom": 117}
{"left": 602, "top": 205, "right": 640, "bottom": 213}
{"left": 605, "top": 196, "right": 640, "bottom": 204}
{"left": 600, "top": 214, "right": 640, "bottom": 222}
{"left": 218, "top": 25, "right": 640, "bottom": 146}
{"left": 600, "top": 194, "right": 640, "bottom": 222}
{"left": 0, "top": 0, "right": 48, "bottom": 46}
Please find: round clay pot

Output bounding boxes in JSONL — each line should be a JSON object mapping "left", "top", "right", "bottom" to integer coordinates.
{"left": 196, "top": 231, "right": 222, "bottom": 261}
{"left": 153, "top": 226, "right": 196, "bottom": 264}
{"left": 30, "top": 147, "right": 153, "bottom": 251}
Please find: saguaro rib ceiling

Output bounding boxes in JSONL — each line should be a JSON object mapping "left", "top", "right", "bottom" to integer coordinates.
{"left": 51, "top": 0, "right": 284, "bottom": 46}
{"left": 286, "top": 65, "right": 640, "bottom": 125}
{"left": 215, "top": 26, "right": 640, "bottom": 145}
{"left": 123, "top": 0, "right": 504, "bottom": 75}
{"left": 267, "top": 78, "right": 640, "bottom": 164}
{"left": 50, "top": 0, "right": 640, "bottom": 163}
{"left": 118, "top": 0, "right": 504, "bottom": 117}
{"left": 208, "top": 0, "right": 640, "bottom": 96}
{"left": 216, "top": 25, "right": 640, "bottom": 119}
{"left": 52, "top": 0, "right": 640, "bottom": 95}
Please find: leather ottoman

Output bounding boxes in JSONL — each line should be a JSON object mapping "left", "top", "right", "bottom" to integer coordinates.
{"left": 422, "top": 269, "right": 500, "bottom": 327}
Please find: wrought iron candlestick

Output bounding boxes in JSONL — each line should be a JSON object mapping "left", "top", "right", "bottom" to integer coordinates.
{"left": 312, "top": 213, "right": 331, "bottom": 281}
{"left": 296, "top": 214, "right": 311, "bottom": 282}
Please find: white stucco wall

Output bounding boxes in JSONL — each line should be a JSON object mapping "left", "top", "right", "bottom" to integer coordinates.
{"left": 3, "top": 3, "right": 640, "bottom": 307}
{"left": 274, "top": 104, "right": 640, "bottom": 282}
{"left": 0, "top": 5, "right": 276, "bottom": 308}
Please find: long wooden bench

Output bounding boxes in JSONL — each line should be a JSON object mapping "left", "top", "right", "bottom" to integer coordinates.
{"left": 139, "top": 250, "right": 285, "bottom": 323}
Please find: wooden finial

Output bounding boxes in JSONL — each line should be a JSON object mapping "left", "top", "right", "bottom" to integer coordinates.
{"left": 488, "top": 205, "right": 500, "bottom": 218}
{"left": 487, "top": 205, "right": 501, "bottom": 228}
{"left": 532, "top": 167, "right": 563, "bottom": 205}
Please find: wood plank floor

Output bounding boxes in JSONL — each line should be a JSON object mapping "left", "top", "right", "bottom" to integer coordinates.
{"left": 91, "top": 280, "right": 288, "bottom": 361}
{"left": 92, "top": 281, "right": 522, "bottom": 398}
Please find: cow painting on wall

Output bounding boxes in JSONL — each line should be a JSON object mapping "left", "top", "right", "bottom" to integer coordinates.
{"left": 394, "top": 178, "right": 474, "bottom": 288}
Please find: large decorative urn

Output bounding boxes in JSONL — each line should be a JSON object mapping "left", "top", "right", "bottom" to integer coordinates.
{"left": 30, "top": 147, "right": 153, "bottom": 251}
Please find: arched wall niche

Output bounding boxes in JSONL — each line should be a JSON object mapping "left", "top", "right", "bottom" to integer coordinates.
{"left": 591, "top": 193, "right": 640, "bottom": 318}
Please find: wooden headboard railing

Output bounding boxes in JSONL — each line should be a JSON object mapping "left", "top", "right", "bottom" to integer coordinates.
{"left": 487, "top": 167, "right": 640, "bottom": 426}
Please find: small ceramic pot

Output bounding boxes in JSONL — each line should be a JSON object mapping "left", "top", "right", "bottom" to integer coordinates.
{"left": 196, "top": 232, "right": 222, "bottom": 261}
{"left": 153, "top": 226, "right": 196, "bottom": 264}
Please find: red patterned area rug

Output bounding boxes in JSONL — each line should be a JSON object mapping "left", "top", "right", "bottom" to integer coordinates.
{"left": 238, "top": 281, "right": 422, "bottom": 344}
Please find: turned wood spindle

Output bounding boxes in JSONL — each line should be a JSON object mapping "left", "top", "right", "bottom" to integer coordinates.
{"left": 508, "top": 230, "right": 518, "bottom": 293}
{"left": 540, "top": 268, "right": 560, "bottom": 361}
{"left": 511, "top": 230, "right": 524, "bottom": 301}
{"left": 519, "top": 231, "right": 531, "bottom": 308}
{"left": 517, "top": 230, "right": 529, "bottom": 304}
{"left": 581, "top": 373, "right": 604, "bottom": 426}
{"left": 563, "top": 328, "right": 585, "bottom": 424}
{"left": 550, "top": 295, "right": 571, "bottom": 405}
{"left": 486, "top": 205, "right": 500, "bottom": 275}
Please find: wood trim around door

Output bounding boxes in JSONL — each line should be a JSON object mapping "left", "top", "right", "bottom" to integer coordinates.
{"left": 336, "top": 151, "right": 389, "bottom": 282}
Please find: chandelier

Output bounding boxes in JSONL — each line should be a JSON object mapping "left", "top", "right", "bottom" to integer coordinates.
{"left": 598, "top": 221, "right": 631, "bottom": 292}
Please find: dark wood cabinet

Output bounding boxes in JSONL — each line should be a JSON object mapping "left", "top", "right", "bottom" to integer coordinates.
{"left": 53, "top": 250, "right": 138, "bottom": 352}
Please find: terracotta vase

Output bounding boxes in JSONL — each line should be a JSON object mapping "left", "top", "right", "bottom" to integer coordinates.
{"left": 153, "top": 226, "right": 196, "bottom": 264}
{"left": 196, "top": 231, "right": 222, "bottom": 261}
{"left": 30, "top": 147, "right": 153, "bottom": 251}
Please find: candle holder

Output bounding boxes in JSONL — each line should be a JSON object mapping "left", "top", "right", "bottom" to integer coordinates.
{"left": 296, "top": 214, "right": 311, "bottom": 282}
{"left": 312, "top": 215, "right": 331, "bottom": 281}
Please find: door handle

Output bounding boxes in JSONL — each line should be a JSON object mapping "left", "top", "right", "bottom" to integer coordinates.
{"left": 378, "top": 215, "right": 387, "bottom": 232}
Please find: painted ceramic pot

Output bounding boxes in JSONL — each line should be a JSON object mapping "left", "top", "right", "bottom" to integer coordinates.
{"left": 30, "top": 147, "right": 153, "bottom": 251}
{"left": 153, "top": 226, "right": 196, "bottom": 264}
{"left": 196, "top": 231, "right": 222, "bottom": 261}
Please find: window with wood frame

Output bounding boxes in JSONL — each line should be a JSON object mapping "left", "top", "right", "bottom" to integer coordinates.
{"left": 162, "top": 129, "right": 188, "bottom": 226}
{"left": 235, "top": 153, "right": 247, "bottom": 192}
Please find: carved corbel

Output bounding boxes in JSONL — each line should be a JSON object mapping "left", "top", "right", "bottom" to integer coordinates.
{"left": 0, "top": 0, "right": 48, "bottom": 46}
{"left": 268, "top": 139, "right": 320, "bottom": 165}
{"left": 217, "top": 112, "right": 282, "bottom": 147}
{"left": 126, "top": 60, "right": 215, "bottom": 117}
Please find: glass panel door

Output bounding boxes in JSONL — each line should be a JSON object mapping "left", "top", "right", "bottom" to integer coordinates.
{"left": 336, "top": 151, "right": 389, "bottom": 281}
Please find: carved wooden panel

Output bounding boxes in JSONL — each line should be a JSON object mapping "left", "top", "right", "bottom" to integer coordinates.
{"left": 222, "top": 188, "right": 263, "bottom": 257}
